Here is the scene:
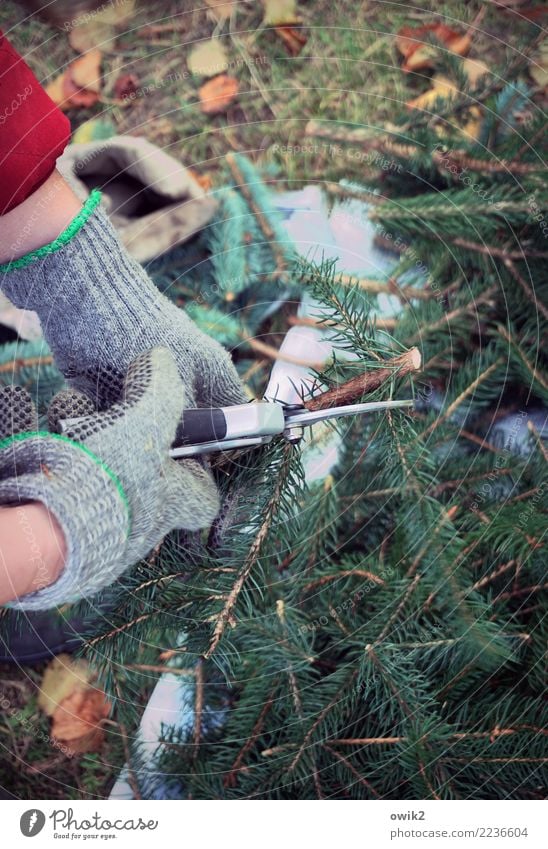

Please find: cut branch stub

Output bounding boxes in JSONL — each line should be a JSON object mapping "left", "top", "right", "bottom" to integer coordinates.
{"left": 304, "top": 347, "right": 421, "bottom": 411}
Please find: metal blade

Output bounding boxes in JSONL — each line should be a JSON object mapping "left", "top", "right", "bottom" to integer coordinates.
{"left": 284, "top": 398, "right": 414, "bottom": 428}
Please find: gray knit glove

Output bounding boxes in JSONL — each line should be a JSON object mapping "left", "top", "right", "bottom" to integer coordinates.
{"left": 0, "top": 191, "right": 246, "bottom": 411}
{"left": 0, "top": 347, "right": 219, "bottom": 611}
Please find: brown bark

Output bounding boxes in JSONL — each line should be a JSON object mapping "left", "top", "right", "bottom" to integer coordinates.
{"left": 304, "top": 347, "right": 421, "bottom": 411}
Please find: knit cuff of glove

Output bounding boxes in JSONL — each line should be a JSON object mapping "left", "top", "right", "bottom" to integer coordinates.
{"left": 0, "top": 189, "right": 102, "bottom": 274}
{"left": 0, "top": 432, "right": 130, "bottom": 610}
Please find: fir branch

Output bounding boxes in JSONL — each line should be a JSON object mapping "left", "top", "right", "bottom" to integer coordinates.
{"left": 304, "top": 119, "right": 417, "bottom": 159}
{"left": 322, "top": 744, "right": 381, "bottom": 798}
{"left": 462, "top": 560, "right": 516, "bottom": 596}
{"left": 332, "top": 726, "right": 546, "bottom": 746}
{"left": 224, "top": 687, "right": 277, "bottom": 789}
{"left": 433, "top": 149, "right": 544, "bottom": 176}
{"left": 288, "top": 314, "right": 397, "bottom": 331}
{"left": 114, "top": 679, "right": 142, "bottom": 800}
{"left": 503, "top": 259, "right": 548, "bottom": 322}
{"left": 375, "top": 574, "right": 422, "bottom": 643}
{"left": 492, "top": 582, "right": 548, "bottom": 605}
{"left": 192, "top": 659, "right": 204, "bottom": 754}
{"left": 226, "top": 153, "right": 287, "bottom": 279}
{"left": 0, "top": 355, "right": 53, "bottom": 373}
{"left": 338, "top": 272, "right": 435, "bottom": 302}
{"left": 406, "top": 286, "right": 497, "bottom": 345}
{"left": 204, "top": 444, "right": 295, "bottom": 659}
{"left": 302, "top": 569, "right": 385, "bottom": 593}
{"left": 406, "top": 506, "right": 459, "bottom": 579}
{"left": 304, "top": 348, "right": 421, "bottom": 411}
{"left": 497, "top": 326, "right": 548, "bottom": 392}
{"left": 450, "top": 238, "right": 548, "bottom": 261}
{"left": 287, "top": 670, "right": 358, "bottom": 775}
{"left": 528, "top": 421, "right": 548, "bottom": 463}
{"left": 419, "top": 360, "right": 502, "bottom": 441}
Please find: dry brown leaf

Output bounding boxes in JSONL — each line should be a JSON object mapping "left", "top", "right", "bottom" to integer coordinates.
{"left": 37, "top": 654, "right": 110, "bottom": 756}
{"left": 51, "top": 687, "right": 110, "bottom": 755}
{"left": 46, "top": 49, "right": 102, "bottom": 110}
{"left": 274, "top": 25, "right": 307, "bottom": 55}
{"left": 199, "top": 74, "right": 239, "bottom": 114}
{"left": 396, "top": 23, "right": 471, "bottom": 73}
{"left": 114, "top": 72, "right": 140, "bottom": 100}
{"left": 187, "top": 168, "right": 214, "bottom": 192}
{"left": 263, "top": 0, "right": 301, "bottom": 25}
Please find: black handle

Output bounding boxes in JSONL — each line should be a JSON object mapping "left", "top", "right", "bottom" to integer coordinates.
{"left": 173, "top": 408, "right": 228, "bottom": 446}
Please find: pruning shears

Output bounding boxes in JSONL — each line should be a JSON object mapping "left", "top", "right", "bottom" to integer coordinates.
{"left": 166, "top": 397, "right": 413, "bottom": 458}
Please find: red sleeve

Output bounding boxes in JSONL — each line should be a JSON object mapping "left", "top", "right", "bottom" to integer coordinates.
{"left": 0, "top": 30, "right": 71, "bottom": 214}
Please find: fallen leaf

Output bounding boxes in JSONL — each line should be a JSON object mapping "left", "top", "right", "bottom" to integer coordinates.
{"left": 46, "top": 49, "right": 102, "bottom": 110}
{"left": 263, "top": 0, "right": 301, "bottom": 25}
{"left": 462, "top": 58, "right": 490, "bottom": 86}
{"left": 275, "top": 24, "right": 307, "bottom": 55}
{"left": 37, "top": 654, "right": 111, "bottom": 756}
{"left": 69, "top": 20, "right": 114, "bottom": 54}
{"left": 187, "top": 39, "right": 229, "bottom": 78}
{"left": 529, "top": 40, "right": 548, "bottom": 89}
{"left": 72, "top": 118, "right": 116, "bottom": 144}
{"left": 205, "top": 0, "right": 237, "bottom": 19}
{"left": 406, "top": 74, "right": 457, "bottom": 110}
{"left": 407, "top": 74, "right": 482, "bottom": 140}
{"left": 51, "top": 688, "right": 110, "bottom": 755}
{"left": 68, "top": 0, "right": 135, "bottom": 53}
{"left": 199, "top": 74, "right": 239, "bottom": 114}
{"left": 114, "top": 72, "right": 140, "bottom": 100}
{"left": 38, "top": 654, "right": 93, "bottom": 717}
{"left": 70, "top": 48, "right": 102, "bottom": 92}
{"left": 396, "top": 23, "right": 471, "bottom": 73}
{"left": 187, "top": 168, "right": 214, "bottom": 191}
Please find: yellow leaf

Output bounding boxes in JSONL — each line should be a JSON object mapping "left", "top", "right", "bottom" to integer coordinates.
{"left": 70, "top": 48, "right": 102, "bottom": 93}
{"left": 37, "top": 654, "right": 93, "bottom": 717}
{"left": 204, "top": 0, "right": 237, "bottom": 19}
{"left": 69, "top": 20, "right": 115, "bottom": 54}
{"left": 187, "top": 40, "right": 229, "bottom": 78}
{"left": 462, "top": 58, "right": 490, "bottom": 86}
{"left": 530, "top": 41, "right": 548, "bottom": 89}
{"left": 263, "top": 0, "right": 301, "bottom": 26}
{"left": 407, "top": 74, "right": 456, "bottom": 111}
{"left": 67, "top": 0, "right": 135, "bottom": 53}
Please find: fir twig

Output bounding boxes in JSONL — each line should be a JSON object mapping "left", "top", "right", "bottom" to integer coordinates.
{"left": 0, "top": 355, "right": 53, "bottom": 373}
{"left": 224, "top": 687, "right": 277, "bottom": 788}
{"left": 192, "top": 659, "right": 204, "bottom": 754}
{"left": 528, "top": 421, "right": 548, "bottom": 463}
{"left": 204, "top": 444, "right": 294, "bottom": 659}
{"left": 450, "top": 238, "right": 548, "bottom": 261}
{"left": 322, "top": 744, "right": 381, "bottom": 798}
{"left": 419, "top": 360, "right": 502, "bottom": 441}
{"left": 433, "top": 149, "right": 544, "bottom": 176}
{"left": 114, "top": 679, "right": 141, "bottom": 800}
{"left": 497, "top": 325, "right": 548, "bottom": 392}
{"left": 503, "top": 259, "right": 548, "bottom": 321}
{"left": 226, "top": 153, "right": 287, "bottom": 279}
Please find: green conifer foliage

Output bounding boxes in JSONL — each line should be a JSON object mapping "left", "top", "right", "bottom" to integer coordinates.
{"left": 0, "top": 61, "right": 545, "bottom": 798}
